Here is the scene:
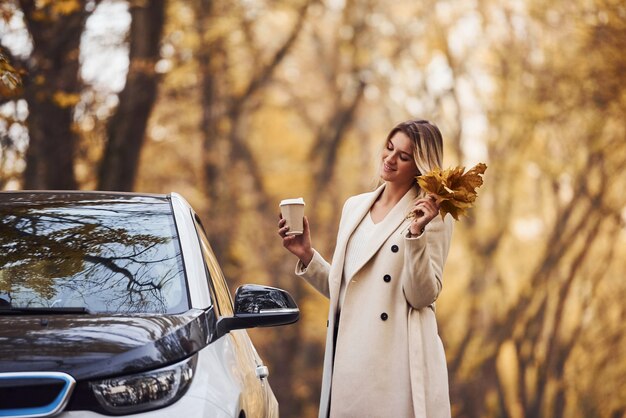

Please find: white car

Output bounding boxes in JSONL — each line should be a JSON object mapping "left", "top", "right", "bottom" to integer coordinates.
{"left": 0, "top": 191, "right": 299, "bottom": 417}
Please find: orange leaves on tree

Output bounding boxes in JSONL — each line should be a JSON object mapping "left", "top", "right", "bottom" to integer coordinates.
{"left": 417, "top": 163, "right": 487, "bottom": 220}
{"left": 0, "top": 52, "right": 22, "bottom": 99}
{"left": 52, "top": 91, "right": 81, "bottom": 108}
{"left": 52, "top": 0, "right": 82, "bottom": 15}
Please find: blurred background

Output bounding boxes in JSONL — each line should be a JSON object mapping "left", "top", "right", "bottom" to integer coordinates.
{"left": 1, "top": 0, "right": 625, "bottom": 416}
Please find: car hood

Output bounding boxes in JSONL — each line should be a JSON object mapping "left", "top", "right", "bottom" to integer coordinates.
{"left": 0, "top": 309, "right": 215, "bottom": 381}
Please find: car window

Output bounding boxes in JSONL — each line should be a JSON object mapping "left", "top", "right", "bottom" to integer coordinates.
{"left": 193, "top": 216, "right": 234, "bottom": 317}
{"left": 0, "top": 194, "right": 189, "bottom": 314}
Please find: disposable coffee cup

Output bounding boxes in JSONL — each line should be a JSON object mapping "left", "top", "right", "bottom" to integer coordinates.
{"left": 280, "top": 197, "right": 305, "bottom": 236}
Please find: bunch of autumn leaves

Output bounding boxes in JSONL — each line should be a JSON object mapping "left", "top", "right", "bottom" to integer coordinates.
{"left": 414, "top": 163, "right": 488, "bottom": 221}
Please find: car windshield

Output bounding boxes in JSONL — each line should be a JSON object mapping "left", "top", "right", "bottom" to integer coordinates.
{"left": 0, "top": 193, "right": 189, "bottom": 314}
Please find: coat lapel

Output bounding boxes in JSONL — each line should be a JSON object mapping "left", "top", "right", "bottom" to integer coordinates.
{"left": 336, "top": 185, "right": 385, "bottom": 250}
{"left": 328, "top": 184, "right": 418, "bottom": 313}
{"left": 347, "top": 186, "right": 418, "bottom": 280}
{"left": 327, "top": 185, "right": 384, "bottom": 307}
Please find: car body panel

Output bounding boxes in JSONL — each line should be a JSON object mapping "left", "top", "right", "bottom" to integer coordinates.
{"left": 170, "top": 193, "right": 211, "bottom": 310}
{"left": 0, "top": 309, "right": 214, "bottom": 380}
{"left": 59, "top": 333, "right": 273, "bottom": 418}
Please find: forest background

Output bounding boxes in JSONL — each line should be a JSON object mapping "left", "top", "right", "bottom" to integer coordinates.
{"left": 1, "top": 0, "right": 625, "bottom": 417}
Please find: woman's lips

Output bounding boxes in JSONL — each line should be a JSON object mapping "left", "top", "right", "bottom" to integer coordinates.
{"left": 383, "top": 163, "right": 395, "bottom": 172}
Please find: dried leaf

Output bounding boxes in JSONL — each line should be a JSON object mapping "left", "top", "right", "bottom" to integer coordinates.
{"left": 416, "top": 163, "right": 487, "bottom": 220}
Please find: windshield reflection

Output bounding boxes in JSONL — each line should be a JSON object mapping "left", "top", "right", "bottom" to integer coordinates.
{"left": 0, "top": 194, "right": 188, "bottom": 314}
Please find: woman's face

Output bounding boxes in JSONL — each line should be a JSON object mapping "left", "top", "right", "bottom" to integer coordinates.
{"left": 380, "top": 131, "right": 419, "bottom": 187}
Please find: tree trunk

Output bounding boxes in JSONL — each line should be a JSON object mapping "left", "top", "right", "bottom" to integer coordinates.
{"left": 310, "top": 79, "right": 365, "bottom": 205}
{"left": 20, "top": 0, "right": 88, "bottom": 190}
{"left": 23, "top": 99, "right": 78, "bottom": 189}
{"left": 98, "top": 0, "right": 165, "bottom": 191}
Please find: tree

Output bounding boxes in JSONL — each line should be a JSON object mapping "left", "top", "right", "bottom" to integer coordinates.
{"left": 98, "top": 0, "right": 166, "bottom": 191}
{"left": 17, "top": 0, "right": 95, "bottom": 189}
{"left": 1, "top": 0, "right": 166, "bottom": 192}
{"left": 436, "top": 0, "right": 626, "bottom": 416}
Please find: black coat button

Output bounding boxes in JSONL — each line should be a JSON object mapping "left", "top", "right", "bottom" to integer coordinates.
{"left": 380, "top": 313, "right": 388, "bottom": 321}
{"left": 383, "top": 274, "right": 391, "bottom": 282}
{"left": 391, "top": 245, "right": 399, "bottom": 253}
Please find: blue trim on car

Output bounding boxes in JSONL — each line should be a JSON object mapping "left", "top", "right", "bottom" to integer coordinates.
{"left": 0, "top": 372, "right": 76, "bottom": 418}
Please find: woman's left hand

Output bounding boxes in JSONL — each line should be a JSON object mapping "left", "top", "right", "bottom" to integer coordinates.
{"left": 408, "top": 195, "right": 440, "bottom": 235}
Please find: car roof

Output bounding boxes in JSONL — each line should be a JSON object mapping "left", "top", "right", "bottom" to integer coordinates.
{"left": 0, "top": 190, "right": 171, "bottom": 205}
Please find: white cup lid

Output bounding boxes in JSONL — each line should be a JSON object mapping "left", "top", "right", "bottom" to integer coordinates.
{"left": 280, "top": 197, "right": 305, "bottom": 206}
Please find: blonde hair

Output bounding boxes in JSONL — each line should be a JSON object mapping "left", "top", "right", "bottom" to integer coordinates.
{"left": 385, "top": 119, "right": 443, "bottom": 196}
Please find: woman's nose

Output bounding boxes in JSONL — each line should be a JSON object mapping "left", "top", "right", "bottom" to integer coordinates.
{"left": 384, "top": 153, "right": 396, "bottom": 164}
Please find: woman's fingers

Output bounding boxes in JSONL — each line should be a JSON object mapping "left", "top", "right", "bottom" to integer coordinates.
{"left": 411, "top": 197, "right": 439, "bottom": 222}
{"left": 278, "top": 214, "right": 290, "bottom": 238}
{"left": 279, "top": 214, "right": 311, "bottom": 255}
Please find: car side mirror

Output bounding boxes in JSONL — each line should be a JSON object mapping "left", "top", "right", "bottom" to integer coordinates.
{"left": 216, "top": 284, "right": 299, "bottom": 337}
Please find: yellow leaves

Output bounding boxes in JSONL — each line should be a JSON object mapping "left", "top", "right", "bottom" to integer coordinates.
{"left": 52, "top": 0, "right": 82, "bottom": 15}
{"left": 52, "top": 91, "right": 81, "bottom": 108}
{"left": 32, "top": 0, "right": 82, "bottom": 20}
{"left": 0, "top": 53, "right": 23, "bottom": 99}
{"left": 417, "top": 163, "right": 488, "bottom": 221}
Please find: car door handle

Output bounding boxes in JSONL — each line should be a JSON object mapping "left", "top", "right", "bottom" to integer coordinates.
{"left": 256, "top": 365, "right": 269, "bottom": 380}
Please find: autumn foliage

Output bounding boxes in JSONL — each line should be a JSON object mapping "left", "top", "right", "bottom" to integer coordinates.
{"left": 0, "top": 52, "right": 22, "bottom": 99}
{"left": 417, "top": 163, "right": 487, "bottom": 220}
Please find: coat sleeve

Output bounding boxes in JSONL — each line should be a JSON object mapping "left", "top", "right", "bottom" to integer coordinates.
{"left": 293, "top": 195, "right": 357, "bottom": 299}
{"left": 295, "top": 249, "right": 331, "bottom": 298}
{"left": 402, "top": 215, "right": 454, "bottom": 309}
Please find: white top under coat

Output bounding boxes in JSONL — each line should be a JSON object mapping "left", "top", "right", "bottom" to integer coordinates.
{"left": 338, "top": 211, "right": 377, "bottom": 311}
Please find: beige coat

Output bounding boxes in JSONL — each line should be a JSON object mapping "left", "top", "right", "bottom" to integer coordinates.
{"left": 296, "top": 185, "right": 454, "bottom": 418}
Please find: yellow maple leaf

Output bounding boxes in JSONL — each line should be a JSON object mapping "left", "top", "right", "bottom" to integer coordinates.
{"left": 416, "top": 163, "right": 487, "bottom": 220}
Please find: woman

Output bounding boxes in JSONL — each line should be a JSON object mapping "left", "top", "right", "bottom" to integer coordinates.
{"left": 278, "top": 119, "right": 454, "bottom": 418}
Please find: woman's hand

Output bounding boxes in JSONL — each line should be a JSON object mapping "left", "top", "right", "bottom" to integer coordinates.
{"left": 408, "top": 195, "right": 440, "bottom": 235}
{"left": 278, "top": 215, "right": 314, "bottom": 266}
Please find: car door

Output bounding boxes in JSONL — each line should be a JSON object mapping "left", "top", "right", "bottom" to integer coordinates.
{"left": 193, "top": 216, "right": 273, "bottom": 417}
